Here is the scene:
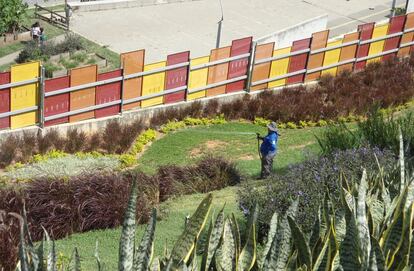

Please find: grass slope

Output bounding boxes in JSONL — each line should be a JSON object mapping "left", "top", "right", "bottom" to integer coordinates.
{"left": 55, "top": 122, "right": 324, "bottom": 269}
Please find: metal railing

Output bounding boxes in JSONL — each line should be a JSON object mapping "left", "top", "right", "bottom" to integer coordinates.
{"left": 1, "top": 20, "right": 413, "bottom": 130}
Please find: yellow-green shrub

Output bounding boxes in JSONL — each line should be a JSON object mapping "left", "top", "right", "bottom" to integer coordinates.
{"left": 286, "top": 122, "right": 297, "bottom": 129}
{"left": 298, "top": 120, "right": 307, "bottom": 128}
{"left": 254, "top": 117, "right": 271, "bottom": 127}
{"left": 317, "top": 120, "right": 328, "bottom": 127}
{"left": 118, "top": 154, "right": 137, "bottom": 168}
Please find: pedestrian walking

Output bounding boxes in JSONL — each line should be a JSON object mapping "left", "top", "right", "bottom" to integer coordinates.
{"left": 31, "top": 22, "right": 41, "bottom": 42}
{"left": 256, "top": 122, "right": 280, "bottom": 179}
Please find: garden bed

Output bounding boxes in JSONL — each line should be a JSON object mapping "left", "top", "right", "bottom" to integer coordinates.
{"left": 45, "top": 50, "right": 108, "bottom": 77}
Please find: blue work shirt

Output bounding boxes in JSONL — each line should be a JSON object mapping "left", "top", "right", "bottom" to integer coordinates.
{"left": 260, "top": 131, "right": 278, "bottom": 156}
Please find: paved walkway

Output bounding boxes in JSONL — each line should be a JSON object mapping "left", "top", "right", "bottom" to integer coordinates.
{"left": 69, "top": 0, "right": 407, "bottom": 62}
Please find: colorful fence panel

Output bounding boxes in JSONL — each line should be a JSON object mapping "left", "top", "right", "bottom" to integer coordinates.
{"left": 337, "top": 32, "right": 359, "bottom": 73}
{"left": 306, "top": 30, "right": 329, "bottom": 81}
{"left": 121, "top": 50, "right": 145, "bottom": 110}
{"left": 367, "top": 23, "right": 389, "bottom": 64}
{"left": 95, "top": 69, "right": 121, "bottom": 119}
{"left": 2, "top": 14, "right": 414, "bottom": 131}
{"left": 44, "top": 76, "right": 70, "bottom": 126}
{"left": 398, "top": 13, "right": 414, "bottom": 57}
{"left": 226, "top": 37, "right": 252, "bottom": 93}
{"left": 187, "top": 56, "right": 209, "bottom": 100}
{"left": 10, "top": 62, "right": 39, "bottom": 129}
{"left": 141, "top": 61, "right": 166, "bottom": 108}
{"left": 69, "top": 65, "right": 97, "bottom": 123}
{"left": 0, "top": 72, "right": 10, "bottom": 129}
{"left": 251, "top": 42, "right": 274, "bottom": 91}
{"left": 383, "top": 15, "right": 405, "bottom": 60}
{"left": 164, "top": 51, "right": 190, "bottom": 104}
{"left": 321, "top": 39, "right": 343, "bottom": 76}
{"left": 355, "top": 22, "right": 375, "bottom": 70}
{"left": 268, "top": 47, "right": 291, "bottom": 88}
{"left": 287, "top": 38, "right": 311, "bottom": 84}
{"left": 207, "top": 46, "right": 231, "bottom": 96}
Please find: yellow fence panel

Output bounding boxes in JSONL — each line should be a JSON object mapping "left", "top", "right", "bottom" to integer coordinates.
{"left": 321, "top": 40, "right": 343, "bottom": 76}
{"left": 141, "top": 61, "right": 166, "bottom": 108}
{"left": 10, "top": 61, "right": 40, "bottom": 129}
{"left": 188, "top": 56, "right": 210, "bottom": 100}
{"left": 268, "top": 47, "right": 291, "bottom": 88}
{"left": 367, "top": 24, "right": 389, "bottom": 64}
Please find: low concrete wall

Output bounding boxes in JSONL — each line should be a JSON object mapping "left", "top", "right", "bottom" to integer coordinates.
{"left": 254, "top": 15, "right": 328, "bottom": 47}
{"left": 408, "top": 0, "right": 414, "bottom": 13}
{"left": 0, "top": 81, "right": 312, "bottom": 142}
{"left": 0, "top": 90, "right": 250, "bottom": 141}
{"left": 68, "top": 0, "right": 201, "bottom": 12}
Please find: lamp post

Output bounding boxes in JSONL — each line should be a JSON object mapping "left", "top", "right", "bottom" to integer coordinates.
{"left": 216, "top": 0, "right": 224, "bottom": 48}
{"left": 391, "top": 0, "right": 397, "bottom": 16}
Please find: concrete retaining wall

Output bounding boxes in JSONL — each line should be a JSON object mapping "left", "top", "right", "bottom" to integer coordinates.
{"left": 0, "top": 90, "right": 251, "bottom": 141}
{"left": 0, "top": 82, "right": 312, "bottom": 142}
{"left": 68, "top": 0, "right": 201, "bottom": 12}
{"left": 408, "top": 0, "right": 414, "bottom": 13}
{"left": 254, "top": 15, "right": 328, "bottom": 47}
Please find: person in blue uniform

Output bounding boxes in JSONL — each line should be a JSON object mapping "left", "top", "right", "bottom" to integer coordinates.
{"left": 257, "top": 122, "right": 280, "bottom": 179}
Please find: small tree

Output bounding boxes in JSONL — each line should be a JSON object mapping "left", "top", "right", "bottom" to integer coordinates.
{"left": 0, "top": 0, "right": 28, "bottom": 36}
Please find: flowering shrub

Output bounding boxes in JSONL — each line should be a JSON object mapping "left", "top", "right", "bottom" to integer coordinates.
{"left": 238, "top": 146, "right": 396, "bottom": 238}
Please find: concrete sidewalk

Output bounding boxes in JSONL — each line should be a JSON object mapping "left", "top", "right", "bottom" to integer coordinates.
{"left": 66, "top": 0, "right": 407, "bottom": 62}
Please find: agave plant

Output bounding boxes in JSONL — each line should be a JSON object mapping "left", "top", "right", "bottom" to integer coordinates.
{"left": 9, "top": 131, "right": 414, "bottom": 271}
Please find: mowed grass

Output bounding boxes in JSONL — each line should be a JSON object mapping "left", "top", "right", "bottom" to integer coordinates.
{"left": 137, "top": 122, "right": 323, "bottom": 177}
{"left": 55, "top": 122, "right": 324, "bottom": 269}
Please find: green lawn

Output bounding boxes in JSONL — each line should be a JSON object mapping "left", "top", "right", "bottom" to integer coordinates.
{"left": 54, "top": 122, "right": 324, "bottom": 270}
{"left": 137, "top": 122, "right": 323, "bottom": 177}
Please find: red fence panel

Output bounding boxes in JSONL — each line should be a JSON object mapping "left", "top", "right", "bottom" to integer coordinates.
{"left": 95, "top": 70, "right": 121, "bottom": 119}
{"left": 383, "top": 15, "right": 406, "bottom": 61}
{"left": 164, "top": 51, "right": 190, "bottom": 104}
{"left": 355, "top": 22, "right": 375, "bottom": 70}
{"left": 0, "top": 72, "right": 10, "bottom": 129}
{"left": 44, "top": 76, "right": 70, "bottom": 127}
{"left": 287, "top": 38, "right": 311, "bottom": 84}
{"left": 226, "top": 37, "right": 252, "bottom": 93}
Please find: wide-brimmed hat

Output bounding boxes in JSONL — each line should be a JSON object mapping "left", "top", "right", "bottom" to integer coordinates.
{"left": 267, "top": 122, "right": 278, "bottom": 132}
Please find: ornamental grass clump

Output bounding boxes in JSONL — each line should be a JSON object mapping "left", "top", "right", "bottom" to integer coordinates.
{"left": 156, "top": 156, "right": 241, "bottom": 201}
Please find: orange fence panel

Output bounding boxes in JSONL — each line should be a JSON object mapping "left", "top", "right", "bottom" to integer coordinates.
{"left": 69, "top": 65, "right": 97, "bottom": 123}
{"left": 207, "top": 46, "right": 231, "bottom": 97}
{"left": 251, "top": 42, "right": 274, "bottom": 91}
{"left": 337, "top": 32, "right": 359, "bottom": 73}
{"left": 305, "top": 30, "right": 329, "bottom": 81}
{"left": 398, "top": 13, "right": 414, "bottom": 57}
{"left": 121, "top": 50, "right": 145, "bottom": 110}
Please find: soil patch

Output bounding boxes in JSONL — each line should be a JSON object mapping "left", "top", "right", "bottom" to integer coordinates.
{"left": 189, "top": 140, "right": 228, "bottom": 158}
